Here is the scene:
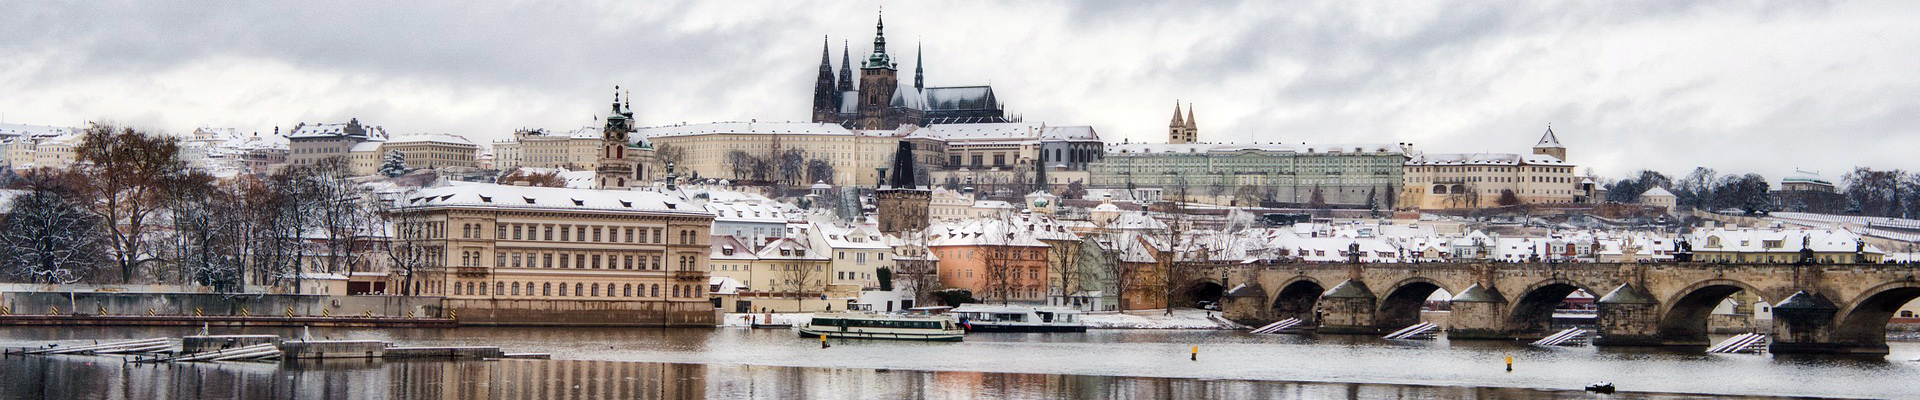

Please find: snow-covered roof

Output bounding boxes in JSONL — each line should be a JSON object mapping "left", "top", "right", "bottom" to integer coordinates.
{"left": 401, "top": 183, "right": 703, "bottom": 216}
{"left": 288, "top": 120, "right": 385, "bottom": 140}
{"left": 387, "top": 133, "right": 477, "bottom": 147}
{"left": 1782, "top": 169, "right": 1833, "bottom": 186}
{"left": 1405, "top": 152, "right": 1567, "bottom": 166}
{"left": 1107, "top": 142, "right": 1403, "bottom": 155}
{"left": 1640, "top": 187, "right": 1675, "bottom": 198}
{"left": 923, "top": 123, "right": 1102, "bottom": 143}
{"left": 349, "top": 142, "right": 385, "bottom": 153}
{"left": 1689, "top": 228, "right": 1882, "bottom": 254}
{"left": 1534, "top": 126, "right": 1563, "bottom": 148}
{"left": 0, "top": 123, "right": 79, "bottom": 138}
{"left": 811, "top": 221, "right": 890, "bottom": 250}
{"left": 637, "top": 122, "right": 862, "bottom": 139}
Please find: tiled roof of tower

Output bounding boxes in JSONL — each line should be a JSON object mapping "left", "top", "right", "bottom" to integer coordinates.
{"left": 1535, "top": 126, "right": 1562, "bottom": 148}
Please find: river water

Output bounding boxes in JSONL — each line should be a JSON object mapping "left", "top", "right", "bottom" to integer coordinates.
{"left": 2, "top": 326, "right": 1916, "bottom": 399}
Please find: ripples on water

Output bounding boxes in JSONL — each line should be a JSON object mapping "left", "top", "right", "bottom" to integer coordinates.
{"left": 1, "top": 326, "right": 1915, "bottom": 399}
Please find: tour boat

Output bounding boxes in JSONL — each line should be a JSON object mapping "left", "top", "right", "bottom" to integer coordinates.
{"left": 951, "top": 305, "right": 1088, "bottom": 333}
{"left": 797, "top": 313, "right": 965, "bottom": 342}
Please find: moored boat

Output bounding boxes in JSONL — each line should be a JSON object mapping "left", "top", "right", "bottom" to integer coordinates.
{"left": 952, "top": 305, "right": 1087, "bottom": 333}
{"left": 797, "top": 313, "right": 965, "bottom": 342}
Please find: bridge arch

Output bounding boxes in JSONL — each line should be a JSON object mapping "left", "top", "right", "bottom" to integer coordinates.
{"left": 1270, "top": 277, "right": 1325, "bottom": 324}
{"left": 1376, "top": 277, "right": 1451, "bottom": 331}
{"left": 1831, "top": 281, "right": 1920, "bottom": 350}
{"left": 1507, "top": 278, "right": 1598, "bottom": 338}
{"left": 1182, "top": 278, "right": 1227, "bottom": 308}
{"left": 1655, "top": 279, "right": 1768, "bottom": 346}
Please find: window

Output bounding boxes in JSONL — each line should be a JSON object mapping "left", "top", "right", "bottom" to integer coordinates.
{"left": 592, "top": 255, "right": 602, "bottom": 269}
{"left": 497, "top": 225, "right": 505, "bottom": 239}
{"left": 626, "top": 228, "right": 635, "bottom": 243}
{"left": 560, "top": 254, "right": 570, "bottom": 268}
{"left": 640, "top": 228, "right": 648, "bottom": 243}
{"left": 543, "top": 254, "right": 553, "bottom": 268}
{"left": 542, "top": 283, "right": 551, "bottom": 296}
{"left": 559, "top": 283, "right": 568, "bottom": 296}
{"left": 576, "top": 254, "right": 585, "bottom": 269}
{"left": 625, "top": 255, "right": 634, "bottom": 270}
{"left": 513, "top": 225, "right": 522, "bottom": 240}
{"left": 651, "top": 284, "right": 660, "bottom": 297}
{"left": 577, "top": 226, "right": 587, "bottom": 242}
{"left": 591, "top": 284, "right": 600, "bottom": 297}
{"left": 593, "top": 227, "right": 602, "bottom": 242}
{"left": 511, "top": 282, "right": 520, "bottom": 295}
{"left": 544, "top": 226, "right": 553, "bottom": 241}
{"left": 561, "top": 226, "right": 570, "bottom": 241}
{"left": 653, "top": 228, "right": 663, "bottom": 243}
{"left": 624, "top": 284, "right": 633, "bottom": 297}
{"left": 575, "top": 283, "right": 583, "bottom": 297}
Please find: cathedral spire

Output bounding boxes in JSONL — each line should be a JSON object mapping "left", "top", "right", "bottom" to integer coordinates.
{"left": 914, "top": 41, "right": 924, "bottom": 90}
{"left": 813, "top": 36, "right": 838, "bottom": 121}
{"left": 864, "top": 9, "right": 894, "bottom": 69}
{"left": 837, "top": 40, "right": 853, "bottom": 92}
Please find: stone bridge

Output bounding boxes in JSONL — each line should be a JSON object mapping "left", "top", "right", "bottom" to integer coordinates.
{"left": 1212, "top": 262, "right": 1920, "bottom": 354}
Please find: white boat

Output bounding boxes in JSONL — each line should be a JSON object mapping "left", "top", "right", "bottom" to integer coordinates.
{"left": 952, "top": 305, "right": 1087, "bottom": 333}
{"left": 797, "top": 313, "right": 965, "bottom": 342}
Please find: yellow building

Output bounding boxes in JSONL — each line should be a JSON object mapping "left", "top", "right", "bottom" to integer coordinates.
{"left": 640, "top": 122, "right": 903, "bottom": 187}
{"left": 397, "top": 183, "right": 716, "bottom": 326}
{"left": 493, "top": 127, "right": 604, "bottom": 171}
{"left": 383, "top": 134, "right": 479, "bottom": 170}
{"left": 1400, "top": 127, "right": 1587, "bottom": 210}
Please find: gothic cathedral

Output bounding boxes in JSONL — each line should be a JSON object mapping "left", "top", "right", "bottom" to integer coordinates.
{"left": 811, "top": 12, "right": 1012, "bottom": 130}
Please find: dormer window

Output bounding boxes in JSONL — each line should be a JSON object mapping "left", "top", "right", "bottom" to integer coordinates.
{"left": 571, "top": 198, "right": 584, "bottom": 206}
{"left": 523, "top": 196, "right": 536, "bottom": 204}
{"left": 619, "top": 200, "right": 632, "bottom": 208}
{"left": 479, "top": 195, "right": 492, "bottom": 203}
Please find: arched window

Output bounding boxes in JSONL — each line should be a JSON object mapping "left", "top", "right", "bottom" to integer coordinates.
{"left": 624, "top": 284, "right": 633, "bottom": 297}
{"left": 575, "top": 283, "right": 584, "bottom": 297}
{"left": 543, "top": 283, "right": 552, "bottom": 296}
{"left": 511, "top": 282, "right": 520, "bottom": 295}
{"left": 651, "top": 284, "right": 660, "bottom": 297}
{"left": 591, "top": 283, "right": 600, "bottom": 297}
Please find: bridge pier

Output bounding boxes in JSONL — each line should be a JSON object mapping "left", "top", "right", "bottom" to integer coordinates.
{"left": 1443, "top": 284, "right": 1510, "bottom": 340}
{"left": 1593, "top": 284, "right": 1663, "bottom": 346}
{"left": 1768, "top": 291, "right": 1850, "bottom": 354}
{"left": 1318, "top": 280, "right": 1376, "bottom": 334}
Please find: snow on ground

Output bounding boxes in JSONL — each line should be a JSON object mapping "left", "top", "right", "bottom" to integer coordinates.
{"left": 721, "top": 313, "right": 812, "bottom": 327}
{"left": 1078, "top": 308, "right": 1242, "bottom": 330}
{"left": 724, "top": 309, "right": 1243, "bottom": 330}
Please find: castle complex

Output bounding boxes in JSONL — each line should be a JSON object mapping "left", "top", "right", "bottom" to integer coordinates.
{"left": 810, "top": 13, "right": 1010, "bottom": 130}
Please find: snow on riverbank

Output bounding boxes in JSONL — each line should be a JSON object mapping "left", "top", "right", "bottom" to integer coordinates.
{"left": 1078, "top": 309, "right": 1242, "bottom": 330}
{"left": 721, "top": 308, "right": 1243, "bottom": 330}
{"left": 722, "top": 313, "right": 812, "bottom": 327}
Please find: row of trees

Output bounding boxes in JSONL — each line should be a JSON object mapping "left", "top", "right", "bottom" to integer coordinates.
{"left": 1605, "top": 168, "right": 1773, "bottom": 215}
{"left": 1602, "top": 167, "right": 1920, "bottom": 217}
{"left": 0, "top": 124, "right": 425, "bottom": 293}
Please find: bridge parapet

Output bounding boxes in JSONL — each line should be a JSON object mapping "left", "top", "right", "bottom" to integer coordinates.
{"left": 1219, "top": 261, "right": 1920, "bottom": 354}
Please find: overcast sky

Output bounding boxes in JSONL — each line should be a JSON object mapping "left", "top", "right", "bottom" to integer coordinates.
{"left": 4, "top": 1, "right": 1917, "bottom": 181}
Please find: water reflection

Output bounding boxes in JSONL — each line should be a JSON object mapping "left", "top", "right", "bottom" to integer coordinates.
{"left": 2, "top": 355, "right": 1806, "bottom": 400}
{"left": 3, "top": 326, "right": 1916, "bottom": 398}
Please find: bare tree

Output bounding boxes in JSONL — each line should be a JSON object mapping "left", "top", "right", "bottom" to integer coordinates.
{"left": 246, "top": 170, "right": 309, "bottom": 291}
{"left": 375, "top": 188, "right": 432, "bottom": 295}
{"left": 72, "top": 123, "right": 184, "bottom": 283}
{"left": 652, "top": 143, "right": 686, "bottom": 176}
{"left": 0, "top": 174, "right": 108, "bottom": 284}
{"left": 775, "top": 259, "right": 827, "bottom": 312}
{"left": 724, "top": 150, "right": 753, "bottom": 180}
{"left": 805, "top": 159, "right": 836, "bottom": 185}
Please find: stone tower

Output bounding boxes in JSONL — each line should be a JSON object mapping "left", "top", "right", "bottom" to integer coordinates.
{"left": 876, "top": 141, "right": 931, "bottom": 235}
{"left": 597, "top": 86, "right": 637, "bottom": 189}
{"left": 1169, "top": 101, "right": 1197, "bottom": 144}
{"left": 856, "top": 12, "right": 898, "bottom": 130}
{"left": 1533, "top": 125, "right": 1567, "bottom": 161}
